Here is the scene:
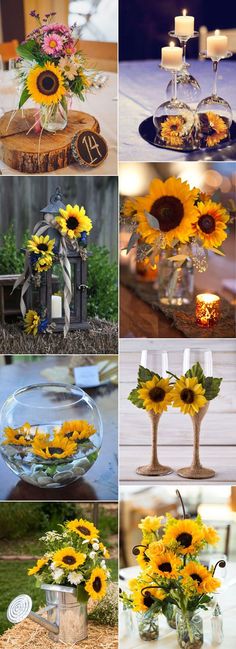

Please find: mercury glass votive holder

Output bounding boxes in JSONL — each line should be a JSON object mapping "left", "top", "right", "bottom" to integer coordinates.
{"left": 196, "top": 293, "right": 220, "bottom": 327}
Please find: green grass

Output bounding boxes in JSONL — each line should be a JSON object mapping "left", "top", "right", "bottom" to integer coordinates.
{"left": 0, "top": 559, "right": 118, "bottom": 636}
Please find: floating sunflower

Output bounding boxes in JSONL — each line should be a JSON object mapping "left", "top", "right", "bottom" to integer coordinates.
{"left": 27, "top": 234, "right": 55, "bottom": 256}
{"left": 148, "top": 550, "right": 182, "bottom": 578}
{"left": 181, "top": 561, "right": 221, "bottom": 594}
{"left": 66, "top": 518, "right": 99, "bottom": 540}
{"left": 32, "top": 433, "right": 77, "bottom": 460}
{"left": 53, "top": 547, "right": 86, "bottom": 570}
{"left": 24, "top": 310, "right": 40, "bottom": 336}
{"left": 162, "top": 519, "right": 204, "bottom": 556}
{"left": 138, "top": 375, "right": 173, "bottom": 415}
{"left": 160, "top": 116, "right": 185, "bottom": 147}
{"left": 55, "top": 204, "right": 92, "bottom": 239}
{"left": 3, "top": 423, "right": 32, "bottom": 446}
{"left": 138, "top": 515, "right": 163, "bottom": 535}
{"left": 59, "top": 420, "right": 96, "bottom": 442}
{"left": 85, "top": 566, "right": 107, "bottom": 600}
{"left": 205, "top": 112, "right": 228, "bottom": 148}
{"left": 135, "top": 177, "right": 199, "bottom": 247}
{"left": 28, "top": 557, "right": 48, "bottom": 576}
{"left": 171, "top": 376, "right": 207, "bottom": 416}
{"left": 26, "top": 62, "right": 66, "bottom": 105}
{"left": 193, "top": 199, "right": 229, "bottom": 250}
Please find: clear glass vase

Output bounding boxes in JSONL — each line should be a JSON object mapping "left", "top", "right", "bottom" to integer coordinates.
{"left": 176, "top": 611, "right": 204, "bottom": 649}
{"left": 40, "top": 99, "right": 68, "bottom": 132}
{"left": 165, "top": 603, "right": 177, "bottom": 629}
{"left": 137, "top": 611, "right": 159, "bottom": 641}
{"left": 156, "top": 247, "right": 194, "bottom": 306}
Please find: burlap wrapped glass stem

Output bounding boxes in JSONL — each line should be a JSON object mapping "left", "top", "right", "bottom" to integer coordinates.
{"left": 196, "top": 293, "right": 220, "bottom": 327}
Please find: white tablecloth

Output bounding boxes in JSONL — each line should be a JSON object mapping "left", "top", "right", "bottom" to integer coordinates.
{"left": 0, "top": 71, "right": 117, "bottom": 175}
{"left": 119, "top": 565, "right": 236, "bottom": 648}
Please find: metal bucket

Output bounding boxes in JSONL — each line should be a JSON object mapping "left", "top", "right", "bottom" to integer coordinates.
{"left": 41, "top": 584, "right": 88, "bottom": 644}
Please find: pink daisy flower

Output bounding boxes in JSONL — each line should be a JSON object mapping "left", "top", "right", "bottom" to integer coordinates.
{"left": 42, "top": 23, "right": 71, "bottom": 35}
{"left": 42, "top": 33, "right": 63, "bottom": 55}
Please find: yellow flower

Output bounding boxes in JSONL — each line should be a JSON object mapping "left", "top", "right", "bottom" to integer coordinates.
{"left": 3, "top": 423, "right": 32, "bottom": 446}
{"left": 53, "top": 547, "right": 86, "bottom": 570}
{"left": 34, "top": 255, "right": 53, "bottom": 273}
{"left": 55, "top": 204, "right": 92, "bottom": 239}
{"left": 59, "top": 420, "right": 96, "bottom": 442}
{"left": 148, "top": 550, "right": 182, "bottom": 578}
{"left": 26, "top": 62, "right": 66, "bottom": 105}
{"left": 27, "top": 235, "right": 55, "bottom": 256}
{"left": 193, "top": 200, "right": 229, "bottom": 250}
{"left": 66, "top": 518, "right": 99, "bottom": 540}
{"left": 32, "top": 433, "right": 77, "bottom": 460}
{"left": 205, "top": 112, "right": 228, "bottom": 147}
{"left": 28, "top": 557, "right": 48, "bottom": 576}
{"left": 134, "top": 177, "right": 199, "bottom": 246}
{"left": 146, "top": 541, "right": 167, "bottom": 559}
{"left": 24, "top": 310, "right": 40, "bottom": 336}
{"left": 135, "top": 545, "right": 151, "bottom": 570}
{"left": 160, "top": 116, "right": 185, "bottom": 147}
{"left": 203, "top": 525, "right": 220, "bottom": 545}
{"left": 132, "top": 589, "right": 155, "bottom": 612}
{"left": 99, "top": 542, "right": 110, "bottom": 558}
{"left": 181, "top": 561, "right": 221, "bottom": 594}
{"left": 163, "top": 519, "right": 204, "bottom": 556}
{"left": 171, "top": 376, "right": 207, "bottom": 416}
{"left": 138, "top": 375, "right": 173, "bottom": 415}
{"left": 122, "top": 198, "right": 138, "bottom": 219}
{"left": 138, "top": 515, "right": 163, "bottom": 535}
{"left": 85, "top": 567, "right": 107, "bottom": 600}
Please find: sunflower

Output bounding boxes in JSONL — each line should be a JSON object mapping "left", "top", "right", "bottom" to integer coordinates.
{"left": 122, "top": 198, "right": 138, "bottom": 219}
{"left": 171, "top": 376, "right": 207, "bottom": 416}
{"left": 32, "top": 433, "right": 77, "bottom": 460}
{"left": 138, "top": 515, "right": 163, "bottom": 535}
{"left": 34, "top": 255, "right": 53, "bottom": 273}
{"left": 133, "top": 545, "right": 151, "bottom": 570}
{"left": 205, "top": 112, "right": 228, "bottom": 148}
{"left": 27, "top": 235, "right": 55, "bottom": 256}
{"left": 24, "top": 310, "right": 40, "bottom": 336}
{"left": 99, "top": 542, "right": 110, "bottom": 558}
{"left": 145, "top": 541, "right": 168, "bottom": 560}
{"left": 28, "top": 557, "right": 48, "bottom": 576}
{"left": 138, "top": 375, "right": 173, "bottom": 415}
{"left": 181, "top": 561, "right": 221, "bottom": 594}
{"left": 85, "top": 567, "right": 107, "bottom": 600}
{"left": 203, "top": 525, "right": 220, "bottom": 545}
{"left": 55, "top": 204, "right": 92, "bottom": 239}
{"left": 160, "top": 116, "right": 185, "bottom": 147}
{"left": 26, "top": 62, "right": 66, "bottom": 105}
{"left": 66, "top": 518, "right": 99, "bottom": 540}
{"left": 59, "top": 420, "right": 96, "bottom": 442}
{"left": 193, "top": 200, "right": 229, "bottom": 250}
{"left": 134, "top": 177, "right": 199, "bottom": 247}
{"left": 148, "top": 550, "right": 182, "bottom": 578}
{"left": 132, "top": 589, "right": 156, "bottom": 612}
{"left": 3, "top": 423, "right": 32, "bottom": 446}
{"left": 162, "top": 519, "right": 204, "bottom": 556}
{"left": 53, "top": 547, "right": 86, "bottom": 570}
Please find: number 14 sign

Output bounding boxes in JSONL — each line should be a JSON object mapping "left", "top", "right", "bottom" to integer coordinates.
{"left": 71, "top": 130, "right": 108, "bottom": 167}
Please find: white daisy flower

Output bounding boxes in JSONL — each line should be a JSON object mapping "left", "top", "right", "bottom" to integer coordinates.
{"left": 89, "top": 551, "right": 96, "bottom": 559}
{"left": 67, "top": 572, "right": 84, "bottom": 585}
{"left": 92, "top": 543, "right": 99, "bottom": 551}
{"left": 58, "top": 57, "right": 78, "bottom": 80}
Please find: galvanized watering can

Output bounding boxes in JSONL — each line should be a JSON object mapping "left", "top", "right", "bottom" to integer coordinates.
{"left": 7, "top": 584, "right": 87, "bottom": 644}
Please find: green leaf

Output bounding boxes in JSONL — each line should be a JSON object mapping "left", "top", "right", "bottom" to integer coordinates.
{"left": 204, "top": 377, "right": 222, "bottom": 400}
{"left": 77, "top": 584, "right": 89, "bottom": 603}
{"left": 128, "top": 388, "right": 144, "bottom": 409}
{"left": 19, "top": 87, "right": 30, "bottom": 109}
{"left": 138, "top": 365, "right": 159, "bottom": 384}
{"left": 185, "top": 362, "right": 205, "bottom": 387}
{"left": 17, "top": 40, "right": 36, "bottom": 61}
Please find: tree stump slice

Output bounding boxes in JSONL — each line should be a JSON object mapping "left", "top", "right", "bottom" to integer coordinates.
{"left": 0, "top": 109, "right": 100, "bottom": 173}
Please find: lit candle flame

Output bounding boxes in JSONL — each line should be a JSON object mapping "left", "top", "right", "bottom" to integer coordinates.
{"left": 215, "top": 29, "right": 220, "bottom": 35}
{"left": 169, "top": 41, "right": 175, "bottom": 47}
{"left": 182, "top": 9, "right": 187, "bottom": 16}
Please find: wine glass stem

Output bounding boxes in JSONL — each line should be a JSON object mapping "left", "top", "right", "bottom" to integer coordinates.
{"left": 182, "top": 41, "right": 187, "bottom": 67}
{"left": 212, "top": 60, "right": 219, "bottom": 98}
{"left": 172, "top": 71, "right": 177, "bottom": 101}
{"left": 150, "top": 413, "right": 161, "bottom": 467}
{"left": 191, "top": 416, "right": 201, "bottom": 469}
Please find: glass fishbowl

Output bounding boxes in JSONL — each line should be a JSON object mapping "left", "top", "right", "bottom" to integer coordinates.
{"left": 0, "top": 383, "right": 103, "bottom": 488}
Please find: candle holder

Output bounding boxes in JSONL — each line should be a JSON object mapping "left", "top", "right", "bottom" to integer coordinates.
{"left": 196, "top": 293, "right": 220, "bottom": 328}
{"left": 166, "top": 31, "right": 201, "bottom": 102}
{"left": 196, "top": 51, "right": 233, "bottom": 148}
{"left": 153, "top": 65, "right": 195, "bottom": 149}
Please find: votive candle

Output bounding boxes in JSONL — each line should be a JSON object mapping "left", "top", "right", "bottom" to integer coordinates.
{"left": 174, "top": 9, "right": 194, "bottom": 37}
{"left": 207, "top": 30, "right": 228, "bottom": 58}
{"left": 51, "top": 295, "right": 62, "bottom": 318}
{"left": 196, "top": 293, "right": 220, "bottom": 327}
{"left": 161, "top": 41, "right": 183, "bottom": 69}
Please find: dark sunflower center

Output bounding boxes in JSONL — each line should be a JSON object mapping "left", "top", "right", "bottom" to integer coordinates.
{"left": 67, "top": 216, "right": 79, "bottom": 230}
{"left": 48, "top": 446, "right": 63, "bottom": 455}
{"left": 149, "top": 387, "right": 165, "bottom": 402}
{"left": 15, "top": 434, "right": 23, "bottom": 440}
{"left": 180, "top": 388, "right": 194, "bottom": 404}
{"left": 198, "top": 214, "right": 215, "bottom": 234}
{"left": 150, "top": 196, "right": 184, "bottom": 232}
{"left": 77, "top": 525, "right": 90, "bottom": 535}
{"left": 158, "top": 562, "right": 172, "bottom": 572}
{"left": 143, "top": 592, "right": 153, "bottom": 608}
{"left": 37, "top": 70, "right": 59, "bottom": 96}
{"left": 171, "top": 125, "right": 178, "bottom": 131}
{"left": 93, "top": 576, "right": 102, "bottom": 592}
{"left": 62, "top": 555, "right": 76, "bottom": 565}
{"left": 176, "top": 532, "right": 193, "bottom": 548}
{"left": 190, "top": 573, "right": 202, "bottom": 584}
{"left": 37, "top": 243, "right": 48, "bottom": 251}
{"left": 65, "top": 432, "right": 74, "bottom": 438}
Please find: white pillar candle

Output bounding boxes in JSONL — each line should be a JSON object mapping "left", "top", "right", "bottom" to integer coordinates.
{"left": 141, "top": 350, "right": 147, "bottom": 368}
{"left": 175, "top": 9, "right": 194, "bottom": 36}
{"left": 161, "top": 42, "right": 183, "bottom": 69}
{"left": 207, "top": 30, "right": 228, "bottom": 58}
{"left": 51, "top": 295, "right": 62, "bottom": 318}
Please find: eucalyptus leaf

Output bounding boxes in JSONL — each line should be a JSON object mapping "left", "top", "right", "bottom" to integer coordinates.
{"left": 127, "top": 231, "right": 139, "bottom": 253}
{"left": 211, "top": 248, "right": 225, "bottom": 256}
{"left": 168, "top": 254, "right": 188, "bottom": 264}
{"left": 145, "top": 211, "right": 160, "bottom": 231}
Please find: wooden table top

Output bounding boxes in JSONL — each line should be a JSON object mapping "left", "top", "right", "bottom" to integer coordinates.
{"left": 0, "top": 358, "right": 118, "bottom": 501}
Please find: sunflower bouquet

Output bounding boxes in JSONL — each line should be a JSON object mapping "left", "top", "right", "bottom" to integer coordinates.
{"left": 16, "top": 10, "right": 95, "bottom": 132}
{"left": 28, "top": 516, "right": 110, "bottom": 602}
{"left": 120, "top": 510, "right": 222, "bottom": 648}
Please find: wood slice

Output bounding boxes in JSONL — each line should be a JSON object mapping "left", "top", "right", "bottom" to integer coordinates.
{"left": 0, "top": 109, "right": 100, "bottom": 173}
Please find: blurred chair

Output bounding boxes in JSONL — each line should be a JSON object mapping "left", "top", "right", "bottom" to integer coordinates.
{"left": 0, "top": 40, "right": 19, "bottom": 63}
{"left": 79, "top": 40, "right": 117, "bottom": 72}
{"left": 199, "top": 27, "right": 236, "bottom": 56}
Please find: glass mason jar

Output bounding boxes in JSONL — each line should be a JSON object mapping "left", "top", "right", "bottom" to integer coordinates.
{"left": 176, "top": 610, "right": 204, "bottom": 649}
{"left": 40, "top": 98, "right": 68, "bottom": 132}
{"left": 165, "top": 603, "right": 177, "bottom": 629}
{"left": 156, "top": 247, "right": 194, "bottom": 306}
{"left": 137, "top": 611, "right": 159, "bottom": 641}
{"left": 0, "top": 383, "right": 102, "bottom": 488}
